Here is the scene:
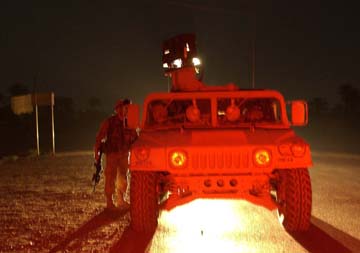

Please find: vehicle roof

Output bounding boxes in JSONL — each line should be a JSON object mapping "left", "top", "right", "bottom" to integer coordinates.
{"left": 143, "top": 89, "right": 286, "bottom": 103}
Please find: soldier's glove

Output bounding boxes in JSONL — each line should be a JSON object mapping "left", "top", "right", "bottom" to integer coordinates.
{"left": 92, "top": 160, "right": 102, "bottom": 184}
{"left": 92, "top": 172, "right": 100, "bottom": 184}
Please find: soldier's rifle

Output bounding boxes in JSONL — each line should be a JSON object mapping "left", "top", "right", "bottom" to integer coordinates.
{"left": 92, "top": 143, "right": 104, "bottom": 193}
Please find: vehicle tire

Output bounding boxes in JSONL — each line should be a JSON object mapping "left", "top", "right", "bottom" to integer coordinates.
{"left": 130, "top": 171, "right": 159, "bottom": 232}
{"left": 275, "top": 168, "right": 312, "bottom": 232}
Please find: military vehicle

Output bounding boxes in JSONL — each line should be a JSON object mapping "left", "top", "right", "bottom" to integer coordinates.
{"left": 126, "top": 34, "right": 312, "bottom": 233}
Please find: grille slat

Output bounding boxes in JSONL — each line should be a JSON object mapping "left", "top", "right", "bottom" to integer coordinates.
{"left": 217, "top": 153, "right": 224, "bottom": 169}
{"left": 209, "top": 152, "right": 215, "bottom": 169}
{"left": 234, "top": 153, "right": 240, "bottom": 168}
{"left": 200, "top": 154, "right": 207, "bottom": 169}
{"left": 192, "top": 153, "right": 199, "bottom": 169}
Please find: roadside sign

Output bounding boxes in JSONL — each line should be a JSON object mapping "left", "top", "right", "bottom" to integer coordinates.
{"left": 11, "top": 94, "right": 33, "bottom": 115}
{"left": 10, "top": 92, "right": 56, "bottom": 156}
{"left": 32, "top": 92, "right": 55, "bottom": 106}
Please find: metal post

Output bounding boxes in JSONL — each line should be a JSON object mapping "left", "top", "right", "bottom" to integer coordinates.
{"left": 35, "top": 103, "right": 40, "bottom": 156}
{"left": 251, "top": 35, "right": 256, "bottom": 89}
{"left": 33, "top": 75, "right": 40, "bottom": 156}
{"left": 167, "top": 75, "right": 170, "bottom": 92}
{"left": 51, "top": 102, "right": 55, "bottom": 155}
{"left": 250, "top": 1, "right": 257, "bottom": 89}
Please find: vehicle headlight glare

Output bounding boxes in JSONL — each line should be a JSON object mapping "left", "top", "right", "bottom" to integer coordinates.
{"left": 169, "top": 150, "right": 188, "bottom": 168}
{"left": 253, "top": 149, "right": 271, "bottom": 167}
{"left": 192, "top": 57, "right": 201, "bottom": 66}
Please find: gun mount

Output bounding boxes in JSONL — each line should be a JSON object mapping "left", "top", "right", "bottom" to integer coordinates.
{"left": 162, "top": 33, "right": 238, "bottom": 92}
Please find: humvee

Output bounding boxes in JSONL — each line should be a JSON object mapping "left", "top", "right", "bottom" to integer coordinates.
{"left": 126, "top": 34, "right": 312, "bottom": 233}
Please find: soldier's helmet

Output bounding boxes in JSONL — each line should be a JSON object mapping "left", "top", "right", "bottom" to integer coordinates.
{"left": 114, "top": 98, "right": 131, "bottom": 110}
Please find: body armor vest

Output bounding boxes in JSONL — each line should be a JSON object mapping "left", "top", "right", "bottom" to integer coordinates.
{"left": 105, "top": 116, "right": 126, "bottom": 153}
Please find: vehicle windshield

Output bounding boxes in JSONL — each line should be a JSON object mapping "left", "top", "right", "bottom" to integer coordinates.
{"left": 216, "top": 97, "right": 282, "bottom": 127}
{"left": 145, "top": 98, "right": 211, "bottom": 129}
{"left": 144, "top": 96, "right": 283, "bottom": 129}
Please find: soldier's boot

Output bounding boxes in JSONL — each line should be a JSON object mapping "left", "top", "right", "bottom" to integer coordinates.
{"left": 106, "top": 195, "right": 116, "bottom": 209}
{"left": 116, "top": 192, "right": 130, "bottom": 209}
{"left": 116, "top": 178, "right": 129, "bottom": 208}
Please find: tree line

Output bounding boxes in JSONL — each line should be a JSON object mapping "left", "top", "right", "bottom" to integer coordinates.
{"left": 308, "top": 83, "right": 360, "bottom": 118}
{"left": 2, "top": 82, "right": 359, "bottom": 117}
{"left": 0, "top": 81, "right": 359, "bottom": 156}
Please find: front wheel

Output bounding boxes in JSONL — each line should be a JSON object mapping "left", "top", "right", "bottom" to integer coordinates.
{"left": 130, "top": 171, "right": 159, "bottom": 232}
{"left": 274, "top": 168, "right": 312, "bottom": 232}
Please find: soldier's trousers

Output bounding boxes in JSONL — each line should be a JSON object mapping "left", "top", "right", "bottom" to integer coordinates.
{"left": 104, "top": 152, "right": 129, "bottom": 203}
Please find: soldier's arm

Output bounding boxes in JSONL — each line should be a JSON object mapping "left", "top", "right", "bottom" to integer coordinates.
{"left": 94, "top": 119, "right": 109, "bottom": 160}
{"left": 124, "top": 127, "right": 138, "bottom": 146}
{"left": 130, "top": 128, "right": 138, "bottom": 144}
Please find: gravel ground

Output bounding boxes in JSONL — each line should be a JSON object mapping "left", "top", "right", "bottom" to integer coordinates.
{"left": 0, "top": 153, "right": 130, "bottom": 253}
{"left": 1, "top": 151, "right": 360, "bottom": 253}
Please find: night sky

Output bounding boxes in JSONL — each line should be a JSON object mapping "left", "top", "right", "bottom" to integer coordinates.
{"left": 1, "top": 1, "right": 359, "bottom": 111}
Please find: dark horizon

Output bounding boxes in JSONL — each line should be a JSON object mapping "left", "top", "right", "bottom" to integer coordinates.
{"left": 1, "top": 1, "right": 359, "bottom": 111}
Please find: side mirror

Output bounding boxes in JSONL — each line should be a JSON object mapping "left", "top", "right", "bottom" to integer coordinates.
{"left": 126, "top": 104, "right": 140, "bottom": 129}
{"left": 290, "top": 100, "right": 308, "bottom": 126}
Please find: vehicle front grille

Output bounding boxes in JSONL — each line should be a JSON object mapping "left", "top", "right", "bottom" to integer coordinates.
{"left": 190, "top": 151, "right": 250, "bottom": 171}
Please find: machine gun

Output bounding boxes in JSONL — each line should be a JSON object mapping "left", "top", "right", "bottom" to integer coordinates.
{"left": 92, "top": 143, "right": 104, "bottom": 193}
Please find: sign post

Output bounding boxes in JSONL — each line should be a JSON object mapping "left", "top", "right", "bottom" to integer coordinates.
{"left": 51, "top": 98, "right": 55, "bottom": 155}
{"left": 35, "top": 98, "right": 40, "bottom": 156}
{"left": 10, "top": 92, "right": 55, "bottom": 156}
{"left": 32, "top": 92, "right": 55, "bottom": 155}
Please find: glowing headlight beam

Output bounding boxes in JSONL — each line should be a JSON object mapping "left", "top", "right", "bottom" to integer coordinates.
{"left": 173, "top": 59, "right": 182, "bottom": 68}
{"left": 192, "top": 57, "right": 201, "bottom": 66}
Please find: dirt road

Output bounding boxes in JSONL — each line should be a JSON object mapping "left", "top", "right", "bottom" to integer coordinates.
{"left": 0, "top": 151, "right": 359, "bottom": 253}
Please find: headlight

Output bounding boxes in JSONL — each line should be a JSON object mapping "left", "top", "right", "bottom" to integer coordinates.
{"left": 253, "top": 149, "right": 271, "bottom": 167}
{"left": 169, "top": 150, "right": 188, "bottom": 169}
{"left": 192, "top": 57, "right": 201, "bottom": 66}
{"left": 173, "top": 58, "right": 182, "bottom": 68}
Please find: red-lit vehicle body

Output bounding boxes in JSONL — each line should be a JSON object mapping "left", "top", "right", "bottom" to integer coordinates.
{"left": 127, "top": 34, "right": 312, "bottom": 233}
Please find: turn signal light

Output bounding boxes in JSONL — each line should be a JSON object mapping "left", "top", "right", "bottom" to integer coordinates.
{"left": 291, "top": 143, "right": 306, "bottom": 157}
{"left": 169, "top": 150, "right": 188, "bottom": 168}
{"left": 253, "top": 149, "right": 271, "bottom": 167}
{"left": 134, "top": 146, "right": 150, "bottom": 161}
{"left": 278, "top": 144, "right": 292, "bottom": 156}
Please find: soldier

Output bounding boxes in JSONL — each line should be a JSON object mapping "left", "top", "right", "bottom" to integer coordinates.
{"left": 94, "top": 99, "right": 137, "bottom": 209}
{"left": 151, "top": 101, "right": 168, "bottom": 125}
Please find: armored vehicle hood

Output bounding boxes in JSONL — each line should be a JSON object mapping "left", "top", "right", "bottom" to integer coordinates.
{"left": 134, "top": 128, "right": 307, "bottom": 148}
